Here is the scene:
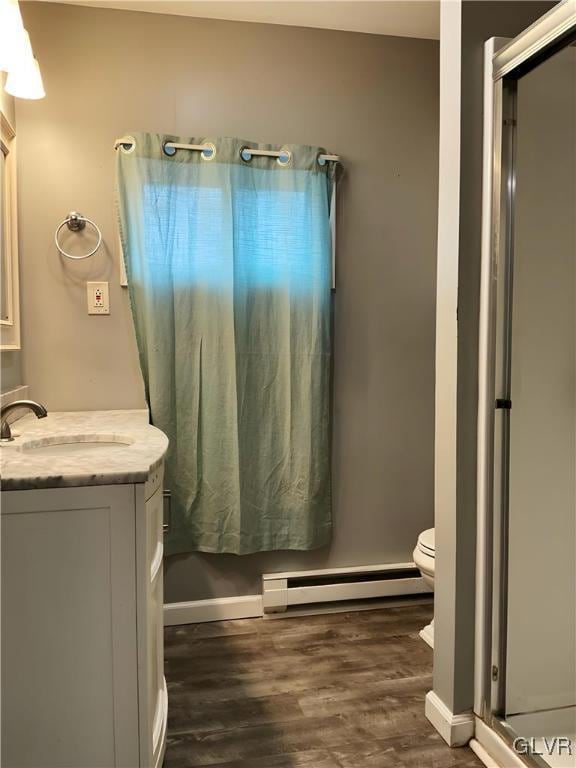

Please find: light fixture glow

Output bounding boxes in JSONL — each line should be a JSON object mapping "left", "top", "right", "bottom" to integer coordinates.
{"left": 0, "top": 1, "right": 45, "bottom": 100}
{"left": 5, "top": 56, "right": 45, "bottom": 100}
{"left": 0, "top": 0, "right": 28, "bottom": 73}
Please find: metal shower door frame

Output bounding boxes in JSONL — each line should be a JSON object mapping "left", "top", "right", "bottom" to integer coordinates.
{"left": 475, "top": 0, "right": 576, "bottom": 761}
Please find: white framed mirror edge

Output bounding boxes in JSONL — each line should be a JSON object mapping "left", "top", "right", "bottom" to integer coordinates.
{"left": 1, "top": 107, "right": 21, "bottom": 351}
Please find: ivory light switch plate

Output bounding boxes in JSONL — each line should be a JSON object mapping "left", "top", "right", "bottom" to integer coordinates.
{"left": 87, "top": 281, "right": 110, "bottom": 314}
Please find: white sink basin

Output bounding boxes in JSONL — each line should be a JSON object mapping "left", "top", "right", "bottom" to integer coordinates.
{"left": 19, "top": 435, "right": 134, "bottom": 456}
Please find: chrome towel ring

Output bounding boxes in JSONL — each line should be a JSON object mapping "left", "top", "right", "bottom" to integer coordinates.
{"left": 55, "top": 211, "right": 102, "bottom": 260}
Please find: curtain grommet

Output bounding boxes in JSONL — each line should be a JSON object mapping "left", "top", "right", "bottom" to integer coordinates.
{"left": 162, "top": 141, "right": 177, "bottom": 157}
{"left": 240, "top": 147, "right": 253, "bottom": 163}
{"left": 317, "top": 153, "right": 327, "bottom": 167}
{"left": 118, "top": 135, "right": 136, "bottom": 154}
{"left": 277, "top": 148, "right": 292, "bottom": 167}
{"left": 201, "top": 143, "right": 217, "bottom": 161}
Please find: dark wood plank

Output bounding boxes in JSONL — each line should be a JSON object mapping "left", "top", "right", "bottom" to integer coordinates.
{"left": 165, "top": 715, "right": 371, "bottom": 766}
{"left": 164, "top": 747, "right": 340, "bottom": 768}
{"left": 164, "top": 602, "right": 483, "bottom": 768}
{"left": 168, "top": 692, "right": 305, "bottom": 736}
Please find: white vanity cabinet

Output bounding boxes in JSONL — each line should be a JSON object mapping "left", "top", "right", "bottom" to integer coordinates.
{"left": 1, "top": 467, "right": 167, "bottom": 768}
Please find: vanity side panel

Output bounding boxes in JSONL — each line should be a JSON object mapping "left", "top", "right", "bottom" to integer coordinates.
{"left": 1, "top": 485, "right": 139, "bottom": 768}
{"left": 135, "top": 476, "right": 167, "bottom": 768}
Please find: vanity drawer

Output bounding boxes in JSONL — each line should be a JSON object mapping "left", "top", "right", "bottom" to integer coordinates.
{"left": 140, "top": 484, "right": 166, "bottom": 767}
{"left": 147, "top": 565, "right": 165, "bottom": 759}
{"left": 146, "top": 486, "right": 163, "bottom": 583}
{"left": 137, "top": 478, "right": 167, "bottom": 767}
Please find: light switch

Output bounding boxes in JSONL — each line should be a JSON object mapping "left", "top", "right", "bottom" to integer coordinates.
{"left": 87, "top": 281, "right": 110, "bottom": 315}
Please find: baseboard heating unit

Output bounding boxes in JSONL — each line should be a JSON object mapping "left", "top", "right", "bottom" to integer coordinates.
{"left": 262, "top": 562, "right": 432, "bottom": 614}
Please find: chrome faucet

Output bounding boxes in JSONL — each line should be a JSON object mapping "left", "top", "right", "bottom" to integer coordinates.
{"left": 0, "top": 400, "right": 48, "bottom": 442}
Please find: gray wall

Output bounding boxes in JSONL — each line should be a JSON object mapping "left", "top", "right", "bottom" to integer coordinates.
{"left": 1, "top": 354, "right": 22, "bottom": 393}
{"left": 18, "top": 2, "right": 439, "bottom": 602}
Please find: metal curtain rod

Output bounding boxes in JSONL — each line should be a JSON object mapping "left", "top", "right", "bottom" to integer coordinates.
{"left": 114, "top": 137, "right": 340, "bottom": 164}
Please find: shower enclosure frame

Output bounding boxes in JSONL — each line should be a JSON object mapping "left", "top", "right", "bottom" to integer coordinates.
{"left": 475, "top": 1, "right": 576, "bottom": 764}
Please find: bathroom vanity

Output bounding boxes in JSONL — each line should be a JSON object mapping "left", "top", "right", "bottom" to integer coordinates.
{"left": 0, "top": 410, "right": 169, "bottom": 768}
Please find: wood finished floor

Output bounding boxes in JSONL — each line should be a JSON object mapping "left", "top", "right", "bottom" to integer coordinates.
{"left": 164, "top": 602, "right": 483, "bottom": 768}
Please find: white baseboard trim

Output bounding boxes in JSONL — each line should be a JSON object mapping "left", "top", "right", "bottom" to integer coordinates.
{"left": 470, "top": 738, "right": 501, "bottom": 768}
{"left": 163, "top": 592, "right": 432, "bottom": 627}
{"left": 473, "top": 717, "right": 526, "bottom": 768}
{"left": 425, "top": 691, "right": 475, "bottom": 747}
{"left": 164, "top": 595, "right": 263, "bottom": 626}
{"left": 419, "top": 620, "right": 434, "bottom": 648}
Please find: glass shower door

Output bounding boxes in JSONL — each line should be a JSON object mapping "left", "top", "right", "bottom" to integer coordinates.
{"left": 497, "top": 41, "right": 576, "bottom": 768}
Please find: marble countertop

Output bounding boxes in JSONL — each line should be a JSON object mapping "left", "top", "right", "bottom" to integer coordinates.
{"left": 0, "top": 410, "right": 169, "bottom": 491}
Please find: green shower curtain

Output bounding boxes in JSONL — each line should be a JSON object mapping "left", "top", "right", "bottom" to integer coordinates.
{"left": 117, "top": 134, "right": 333, "bottom": 555}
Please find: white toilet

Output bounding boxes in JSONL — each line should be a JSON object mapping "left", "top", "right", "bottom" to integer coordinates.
{"left": 413, "top": 527, "right": 435, "bottom": 648}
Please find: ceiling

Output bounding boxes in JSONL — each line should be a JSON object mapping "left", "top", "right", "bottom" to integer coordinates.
{"left": 34, "top": 1, "right": 440, "bottom": 40}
